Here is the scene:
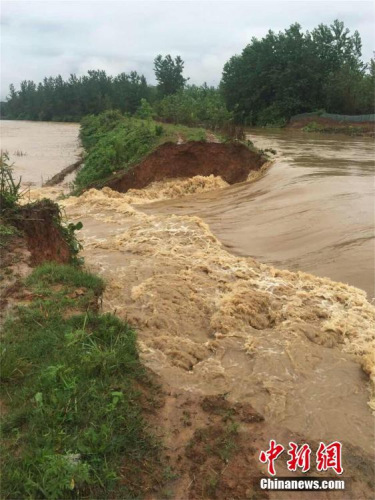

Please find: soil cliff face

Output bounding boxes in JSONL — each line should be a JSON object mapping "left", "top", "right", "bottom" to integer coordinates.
{"left": 106, "top": 141, "right": 264, "bottom": 193}
{"left": 1, "top": 200, "right": 72, "bottom": 323}
{"left": 15, "top": 200, "right": 71, "bottom": 265}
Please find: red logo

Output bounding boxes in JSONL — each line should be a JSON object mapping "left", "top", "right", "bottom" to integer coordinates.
{"left": 259, "top": 440, "right": 343, "bottom": 476}
{"left": 316, "top": 441, "right": 343, "bottom": 475}
{"left": 287, "top": 442, "right": 312, "bottom": 473}
{"left": 259, "top": 440, "right": 285, "bottom": 476}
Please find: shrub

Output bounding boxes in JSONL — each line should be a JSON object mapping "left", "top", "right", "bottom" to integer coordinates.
{"left": 154, "top": 86, "right": 233, "bottom": 129}
{"left": 0, "top": 152, "right": 22, "bottom": 214}
{"left": 135, "top": 98, "right": 155, "bottom": 120}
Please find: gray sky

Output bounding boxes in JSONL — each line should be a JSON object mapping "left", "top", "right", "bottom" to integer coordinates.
{"left": 1, "top": 0, "right": 374, "bottom": 99}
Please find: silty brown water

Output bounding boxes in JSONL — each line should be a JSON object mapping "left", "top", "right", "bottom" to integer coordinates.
{"left": 140, "top": 128, "right": 375, "bottom": 299}
{"left": 0, "top": 120, "right": 80, "bottom": 186}
{"left": 62, "top": 186, "right": 375, "bottom": 458}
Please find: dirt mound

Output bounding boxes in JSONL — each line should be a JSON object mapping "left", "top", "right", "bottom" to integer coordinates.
{"left": 14, "top": 199, "right": 71, "bottom": 265}
{"left": 105, "top": 141, "right": 264, "bottom": 193}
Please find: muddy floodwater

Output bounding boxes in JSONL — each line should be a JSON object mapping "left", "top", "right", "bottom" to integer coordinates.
{"left": 5, "top": 121, "right": 375, "bottom": 471}
{"left": 140, "top": 129, "right": 375, "bottom": 299}
{"left": 0, "top": 120, "right": 80, "bottom": 186}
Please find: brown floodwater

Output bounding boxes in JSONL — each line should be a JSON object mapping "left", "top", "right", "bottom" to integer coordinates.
{"left": 5, "top": 120, "right": 375, "bottom": 463}
{"left": 62, "top": 188, "right": 375, "bottom": 458}
{"left": 140, "top": 129, "right": 375, "bottom": 299}
{"left": 0, "top": 120, "right": 80, "bottom": 186}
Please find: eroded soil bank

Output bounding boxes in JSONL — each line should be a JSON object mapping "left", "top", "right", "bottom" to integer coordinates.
{"left": 105, "top": 141, "right": 265, "bottom": 193}
{"left": 14, "top": 200, "right": 71, "bottom": 265}
{"left": 0, "top": 200, "right": 72, "bottom": 321}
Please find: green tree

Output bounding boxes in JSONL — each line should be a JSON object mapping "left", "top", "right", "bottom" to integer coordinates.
{"left": 220, "top": 19, "right": 374, "bottom": 124}
{"left": 154, "top": 84, "right": 232, "bottom": 128}
{"left": 153, "top": 55, "right": 187, "bottom": 96}
{"left": 135, "top": 98, "right": 155, "bottom": 119}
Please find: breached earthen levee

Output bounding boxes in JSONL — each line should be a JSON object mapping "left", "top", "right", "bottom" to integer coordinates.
{"left": 105, "top": 141, "right": 264, "bottom": 193}
{"left": 14, "top": 199, "right": 71, "bottom": 265}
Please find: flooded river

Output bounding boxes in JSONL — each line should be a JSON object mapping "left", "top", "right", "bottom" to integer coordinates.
{"left": 3, "top": 120, "right": 375, "bottom": 461}
{"left": 0, "top": 120, "right": 80, "bottom": 186}
{"left": 140, "top": 129, "right": 375, "bottom": 299}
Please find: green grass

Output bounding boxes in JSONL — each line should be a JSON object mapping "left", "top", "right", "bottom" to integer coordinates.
{"left": 74, "top": 111, "right": 207, "bottom": 192}
{"left": 0, "top": 222, "right": 18, "bottom": 248}
{"left": 25, "top": 262, "right": 104, "bottom": 294}
{"left": 1, "top": 263, "right": 161, "bottom": 499}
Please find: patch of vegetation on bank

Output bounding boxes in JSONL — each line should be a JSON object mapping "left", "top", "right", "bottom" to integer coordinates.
{"left": 0, "top": 263, "right": 163, "bottom": 499}
{"left": 154, "top": 85, "right": 233, "bottom": 129}
{"left": 1, "top": 156, "right": 163, "bottom": 499}
{"left": 301, "top": 120, "right": 374, "bottom": 136}
{"left": 1, "top": 154, "right": 79, "bottom": 266}
{"left": 75, "top": 111, "right": 207, "bottom": 191}
{"left": 0, "top": 222, "right": 18, "bottom": 249}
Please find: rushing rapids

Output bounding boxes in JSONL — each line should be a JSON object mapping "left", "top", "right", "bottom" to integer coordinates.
{"left": 61, "top": 185, "right": 375, "bottom": 458}
{"left": 140, "top": 128, "right": 375, "bottom": 299}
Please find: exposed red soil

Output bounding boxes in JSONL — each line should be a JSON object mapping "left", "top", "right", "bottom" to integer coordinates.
{"left": 1, "top": 201, "right": 72, "bottom": 323}
{"left": 106, "top": 141, "right": 264, "bottom": 193}
{"left": 15, "top": 200, "right": 71, "bottom": 265}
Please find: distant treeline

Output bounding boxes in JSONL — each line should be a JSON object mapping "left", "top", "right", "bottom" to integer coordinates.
{"left": 1, "top": 20, "right": 374, "bottom": 126}
{"left": 1, "top": 71, "right": 150, "bottom": 122}
{"left": 0, "top": 65, "right": 230, "bottom": 129}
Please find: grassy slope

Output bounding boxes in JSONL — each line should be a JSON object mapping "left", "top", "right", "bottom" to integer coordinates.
{"left": 74, "top": 110, "right": 207, "bottom": 191}
{"left": 0, "top": 262, "right": 162, "bottom": 499}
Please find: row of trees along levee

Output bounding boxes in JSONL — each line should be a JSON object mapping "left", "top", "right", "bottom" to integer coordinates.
{"left": 1, "top": 20, "right": 374, "bottom": 127}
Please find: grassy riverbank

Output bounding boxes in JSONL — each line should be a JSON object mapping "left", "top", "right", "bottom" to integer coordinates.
{"left": 0, "top": 156, "right": 162, "bottom": 498}
{"left": 75, "top": 111, "right": 207, "bottom": 191}
{"left": 0, "top": 262, "right": 162, "bottom": 499}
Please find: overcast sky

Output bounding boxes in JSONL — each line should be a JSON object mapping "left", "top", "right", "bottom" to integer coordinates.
{"left": 1, "top": 0, "right": 374, "bottom": 99}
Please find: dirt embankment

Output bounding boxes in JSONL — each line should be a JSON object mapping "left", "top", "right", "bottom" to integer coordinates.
{"left": 106, "top": 141, "right": 265, "bottom": 193}
{"left": 288, "top": 116, "right": 374, "bottom": 136}
{"left": 44, "top": 157, "right": 83, "bottom": 186}
{"left": 0, "top": 200, "right": 72, "bottom": 323}
{"left": 14, "top": 200, "right": 71, "bottom": 265}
